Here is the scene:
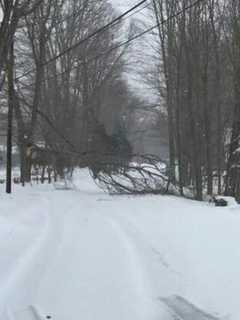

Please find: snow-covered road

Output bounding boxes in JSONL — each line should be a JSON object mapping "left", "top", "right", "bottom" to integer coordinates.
{"left": 1, "top": 170, "right": 240, "bottom": 320}
{"left": 35, "top": 191, "right": 163, "bottom": 320}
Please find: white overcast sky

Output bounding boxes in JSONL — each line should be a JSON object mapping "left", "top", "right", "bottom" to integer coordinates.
{"left": 110, "top": 0, "right": 158, "bottom": 104}
{"left": 110, "top": 0, "right": 134, "bottom": 10}
{"left": 0, "top": 1, "right": 157, "bottom": 103}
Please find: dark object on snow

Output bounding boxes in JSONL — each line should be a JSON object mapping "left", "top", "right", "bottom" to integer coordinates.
{"left": 13, "top": 177, "right": 21, "bottom": 184}
{"left": 212, "top": 197, "right": 228, "bottom": 207}
{"left": 161, "top": 295, "right": 221, "bottom": 320}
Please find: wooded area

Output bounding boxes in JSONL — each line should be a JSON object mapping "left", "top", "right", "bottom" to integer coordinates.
{"left": 0, "top": 0, "right": 137, "bottom": 185}
{"left": 0, "top": 0, "right": 240, "bottom": 201}
{"left": 147, "top": 0, "right": 240, "bottom": 200}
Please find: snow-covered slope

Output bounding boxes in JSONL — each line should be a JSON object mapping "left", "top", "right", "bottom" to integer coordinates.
{"left": 0, "top": 169, "right": 239, "bottom": 319}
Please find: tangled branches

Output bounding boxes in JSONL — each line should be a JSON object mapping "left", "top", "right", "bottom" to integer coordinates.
{"left": 89, "top": 154, "right": 170, "bottom": 195}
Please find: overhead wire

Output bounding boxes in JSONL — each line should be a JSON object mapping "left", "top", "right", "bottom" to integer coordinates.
{"left": 15, "top": 0, "right": 149, "bottom": 81}
{"left": 20, "top": 0, "right": 206, "bottom": 154}
{"left": 17, "top": 0, "right": 205, "bottom": 90}
{"left": 17, "top": 1, "right": 151, "bottom": 89}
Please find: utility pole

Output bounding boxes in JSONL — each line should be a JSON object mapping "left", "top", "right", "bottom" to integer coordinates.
{"left": 6, "top": 41, "right": 14, "bottom": 194}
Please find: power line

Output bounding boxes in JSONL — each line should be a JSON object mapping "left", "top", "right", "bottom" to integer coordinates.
{"left": 112, "top": 2, "right": 151, "bottom": 25}
{"left": 16, "top": 4, "right": 151, "bottom": 90}
{"left": 16, "top": 4, "right": 151, "bottom": 89}
{"left": 13, "top": 0, "right": 206, "bottom": 162}
{"left": 15, "top": 0, "right": 149, "bottom": 81}
{"left": 50, "top": 1, "right": 150, "bottom": 38}
{"left": 17, "top": 0, "right": 205, "bottom": 90}
{"left": 17, "top": 34, "right": 142, "bottom": 90}
{"left": 18, "top": 0, "right": 205, "bottom": 157}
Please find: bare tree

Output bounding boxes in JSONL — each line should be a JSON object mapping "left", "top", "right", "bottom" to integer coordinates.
{"left": 0, "top": 0, "right": 44, "bottom": 89}
{"left": 140, "top": 0, "right": 230, "bottom": 200}
{"left": 9, "top": 0, "right": 133, "bottom": 182}
{"left": 13, "top": 0, "right": 61, "bottom": 182}
{"left": 225, "top": 0, "right": 240, "bottom": 199}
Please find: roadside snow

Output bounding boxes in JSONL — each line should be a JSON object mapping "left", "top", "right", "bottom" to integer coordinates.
{"left": 102, "top": 195, "right": 240, "bottom": 319}
{"left": 0, "top": 169, "right": 239, "bottom": 320}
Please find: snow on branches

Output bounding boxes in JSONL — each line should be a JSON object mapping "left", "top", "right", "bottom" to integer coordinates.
{"left": 89, "top": 154, "right": 170, "bottom": 195}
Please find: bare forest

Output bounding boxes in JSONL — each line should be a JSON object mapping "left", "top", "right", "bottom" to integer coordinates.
{"left": 0, "top": 0, "right": 240, "bottom": 201}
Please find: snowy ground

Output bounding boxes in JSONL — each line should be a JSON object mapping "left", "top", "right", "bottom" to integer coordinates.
{"left": 0, "top": 169, "right": 239, "bottom": 320}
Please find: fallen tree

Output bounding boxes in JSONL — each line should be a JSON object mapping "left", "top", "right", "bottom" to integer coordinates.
{"left": 88, "top": 154, "right": 171, "bottom": 195}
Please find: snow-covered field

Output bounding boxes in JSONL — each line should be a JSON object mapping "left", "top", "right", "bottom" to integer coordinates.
{"left": 0, "top": 169, "right": 239, "bottom": 320}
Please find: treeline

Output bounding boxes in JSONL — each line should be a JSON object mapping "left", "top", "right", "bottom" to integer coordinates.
{"left": 148, "top": 0, "right": 240, "bottom": 200}
{"left": 0, "top": 0, "right": 135, "bottom": 182}
{"left": 2, "top": 0, "right": 240, "bottom": 200}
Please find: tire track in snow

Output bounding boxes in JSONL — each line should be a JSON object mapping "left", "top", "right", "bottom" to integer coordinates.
{"left": 0, "top": 194, "right": 65, "bottom": 318}
{"left": 160, "top": 295, "right": 222, "bottom": 320}
{"left": 105, "top": 211, "right": 223, "bottom": 320}
{"left": 107, "top": 218, "right": 152, "bottom": 298}
{"left": 107, "top": 212, "right": 183, "bottom": 277}
{"left": 105, "top": 216, "right": 172, "bottom": 320}
{"left": 34, "top": 199, "right": 160, "bottom": 320}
